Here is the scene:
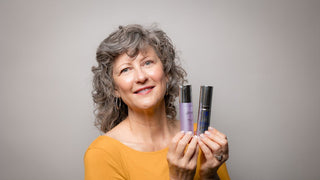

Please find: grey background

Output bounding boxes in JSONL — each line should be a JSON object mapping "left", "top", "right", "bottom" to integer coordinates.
{"left": 1, "top": 0, "right": 319, "bottom": 179}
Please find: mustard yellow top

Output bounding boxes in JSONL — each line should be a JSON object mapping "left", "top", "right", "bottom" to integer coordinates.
{"left": 84, "top": 136, "right": 230, "bottom": 180}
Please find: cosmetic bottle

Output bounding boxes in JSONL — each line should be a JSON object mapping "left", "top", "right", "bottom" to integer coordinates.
{"left": 196, "top": 86, "right": 213, "bottom": 135}
{"left": 179, "top": 85, "right": 194, "bottom": 132}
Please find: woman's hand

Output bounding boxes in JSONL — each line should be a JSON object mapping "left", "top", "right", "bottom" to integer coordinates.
{"left": 167, "top": 131, "right": 199, "bottom": 180}
{"left": 197, "top": 127, "right": 229, "bottom": 180}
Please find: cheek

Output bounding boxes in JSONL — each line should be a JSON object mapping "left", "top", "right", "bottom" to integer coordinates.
{"left": 114, "top": 76, "right": 134, "bottom": 93}
{"left": 148, "top": 68, "right": 167, "bottom": 95}
{"left": 148, "top": 66, "right": 166, "bottom": 82}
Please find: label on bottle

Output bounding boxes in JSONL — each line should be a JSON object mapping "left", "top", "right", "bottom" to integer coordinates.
{"left": 197, "top": 108, "right": 211, "bottom": 135}
{"left": 179, "top": 103, "right": 194, "bottom": 132}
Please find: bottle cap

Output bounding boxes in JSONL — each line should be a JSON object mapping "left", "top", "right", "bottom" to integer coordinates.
{"left": 199, "top": 86, "right": 213, "bottom": 108}
{"left": 179, "top": 85, "right": 192, "bottom": 103}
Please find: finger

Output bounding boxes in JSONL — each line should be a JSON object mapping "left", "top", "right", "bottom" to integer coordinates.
{"left": 169, "top": 131, "right": 185, "bottom": 153}
{"left": 197, "top": 137, "right": 213, "bottom": 160}
{"left": 187, "top": 143, "right": 199, "bottom": 170}
{"left": 204, "top": 131, "right": 228, "bottom": 147}
{"left": 208, "top": 127, "right": 227, "bottom": 140}
{"left": 204, "top": 131, "right": 229, "bottom": 162}
{"left": 200, "top": 133, "right": 221, "bottom": 153}
{"left": 184, "top": 135, "right": 198, "bottom": 161}
{"left": 190, "top": 143, "right": 199, "bottom": 162}
{"left": 175, "top": 131, "right": 193, "bottom": 156}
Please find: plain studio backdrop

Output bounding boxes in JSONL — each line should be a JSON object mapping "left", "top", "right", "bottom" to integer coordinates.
{"left": 1, "top": 0, "right": 320, "bottom": 179}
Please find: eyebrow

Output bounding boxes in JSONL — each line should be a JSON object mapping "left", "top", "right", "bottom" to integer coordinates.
{"left": 113, "top": 62, "right": 129, "bottom": 73}
{"left": 113, "top": 52, "right": 155, "bottom": 73}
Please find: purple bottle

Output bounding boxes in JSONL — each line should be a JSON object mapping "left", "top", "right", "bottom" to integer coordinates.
{"left": 179, "top": 85, "right": 194, "bottom": 132}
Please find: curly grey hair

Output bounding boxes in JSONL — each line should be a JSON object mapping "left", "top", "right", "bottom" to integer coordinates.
{"left": 92, "top": 24, "right": 186, "bottom": 133}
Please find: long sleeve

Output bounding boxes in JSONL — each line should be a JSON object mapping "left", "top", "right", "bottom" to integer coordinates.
{"left": 217, "top": 163, "right": 230, "bottom": 180}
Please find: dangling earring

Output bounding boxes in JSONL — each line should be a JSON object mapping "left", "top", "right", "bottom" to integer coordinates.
{"left": 115, "top": 97, "right": 121, "bottom": 110}
{"left": 166, "top": 83, "right": 169, "bottom": 96}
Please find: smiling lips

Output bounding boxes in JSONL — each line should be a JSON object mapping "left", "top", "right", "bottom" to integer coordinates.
{"left": 134, "top": 86, "right": 154, "bottom": 95}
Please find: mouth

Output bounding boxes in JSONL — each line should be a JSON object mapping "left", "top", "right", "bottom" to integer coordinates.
{"left": 134, "top": 86, "right": 155, "bottom": 94}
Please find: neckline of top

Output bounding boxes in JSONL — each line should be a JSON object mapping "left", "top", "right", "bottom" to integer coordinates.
{"left": 99, "top": 135, "right": 169, "bottom": 154}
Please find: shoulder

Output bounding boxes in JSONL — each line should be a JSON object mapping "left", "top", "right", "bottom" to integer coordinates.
{"left": 84, "top": 136, "right": 129, "bottom": 179}
{"left": 84, "top": 136, "right": 126, "bottom": 170}
{"left": 85, "top": 120, "right": 131, "bottom": 156}
{"left": 86, "top": 135, "right": 125, "bottom": 153}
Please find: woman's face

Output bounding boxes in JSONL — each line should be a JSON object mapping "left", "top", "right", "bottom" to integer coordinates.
{"left": 112, "top": 46, "right": 167, "bottom": 111}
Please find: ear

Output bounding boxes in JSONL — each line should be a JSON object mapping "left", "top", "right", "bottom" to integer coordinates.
{"left": 114, "top": 88, "right": 120, "bottom": 98}
{"left": 113, "top": 83, "right": 120, "bottom": 97}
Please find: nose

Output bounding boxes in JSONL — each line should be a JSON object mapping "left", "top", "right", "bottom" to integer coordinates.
{"left": 134, "top": 67, "right": 148, "bottom": 84}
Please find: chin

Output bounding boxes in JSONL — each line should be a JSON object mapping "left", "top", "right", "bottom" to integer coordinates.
{"left": 136, "top": 100, "right": 164, "bottom": 111}
{"left": 139, "top": 103, "right": 157, "bottom": 110}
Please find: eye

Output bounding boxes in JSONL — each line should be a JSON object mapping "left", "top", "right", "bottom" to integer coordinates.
{"left": 144, "top": 60, "right": 154, "bottom": 66}
{"left": 120, "top": 67, "right": 130, "bottom": 74}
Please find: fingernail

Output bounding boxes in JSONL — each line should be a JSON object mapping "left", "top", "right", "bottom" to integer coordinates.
{"left": 205, "top": 131, "right": 211, "bottom": 135}
{"left": 180, "top": 131, "right": 185, "bottom": 134}
{"left": 193, "top": 135, "right": 198, "bottom": 139}
{"left": 186, "top": 131, "right": 193, "bottom": 135}
{"left": 200, "top": 133, "right": 205, "bottom": 138}
{"left": 208, "top": 127, "right": 214, "bottom": 130}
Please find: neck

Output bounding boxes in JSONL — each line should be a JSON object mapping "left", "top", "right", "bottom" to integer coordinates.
{"left": 125, "top": 101, "right": 175, "bottom": 145}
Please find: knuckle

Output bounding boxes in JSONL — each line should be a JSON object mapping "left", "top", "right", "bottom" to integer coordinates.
{"left": 166, "top": 155, "right": 172, "bottom": 162}
{"left": 220, "top": 140, "right": 228, "bottom": 147}
{"left": 167, "top": 155, "right": 176, "bottom": 163}
{"left": 202, "top": 147, "right": 211, "bottom": 154}
{"left": 182, "top": 161, "right": 189, "bottom": 168}
{"left": 188, "top": 162, "right": 197, "bottom": 170}
{"left": 187, "top": 145, "right": 196, "bottom": 152}
{"left": 186, "top": 165, "right": 194, "bottom": 171}
{"left": 211, "top": 162, "right": 218, "bottom": 168}
{"left": 178, "top": 140, "right": 188, "bottom": 147}
{"left": 207, "top": 154, "right": 214, "bottom": 160}
{"left": 171, "top": 138, "right": 179, "bottom": 144}
{"left": 212, "top": 145, "right": 220, "bottom": 151}
{"left": 202, "top": 151, "right": 213, "bottom": 159}
{"left": 168, "top": 159, "right": 178, "bottom": 166}
{"left": 173, "top": 161, "right": 184, "bottom": 169}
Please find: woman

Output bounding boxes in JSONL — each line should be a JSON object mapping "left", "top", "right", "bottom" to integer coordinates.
{"left": 84, "top": 24, "right": 229, "bottom": 180}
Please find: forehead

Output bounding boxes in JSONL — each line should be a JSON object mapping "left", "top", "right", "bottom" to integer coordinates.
{"left": 114, "top": 46, "right": 158, "bottom": 64}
